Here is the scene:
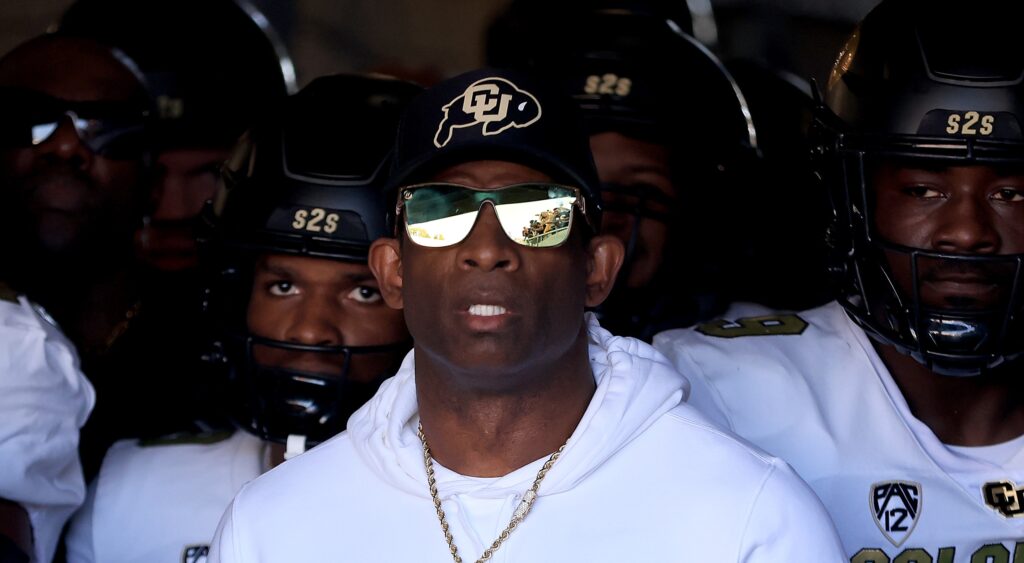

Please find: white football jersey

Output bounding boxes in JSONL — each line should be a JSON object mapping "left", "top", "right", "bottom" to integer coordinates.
{"left": 66, "top": 429, "right": 265, "bottom": 563}
{"left": 0, "top": 295, "right": 94, "bottom": 563}
{"left": 654, "top": 301, "right": 1024, "bottom": 563}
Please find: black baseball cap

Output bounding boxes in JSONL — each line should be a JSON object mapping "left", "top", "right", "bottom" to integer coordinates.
{"left": 389, "top": 68, "right": 602, "bottom": 227}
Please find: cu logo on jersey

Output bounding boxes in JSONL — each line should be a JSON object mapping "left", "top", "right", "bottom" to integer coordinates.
{"left": 870, "top": 481, "right": 921, "bottom": 547}
{"left": 183, "top": 545, "right": 209, "bottom": 563}
{"left": 433, "top": 78, "right": 542, "bottom": 148}
{"left": 983, "top": 480, "right": 1024, "bottom": 518}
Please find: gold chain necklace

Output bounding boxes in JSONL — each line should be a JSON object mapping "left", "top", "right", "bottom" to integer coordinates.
{"left": 417, "top": 422, "right": 566, "bottom": 563}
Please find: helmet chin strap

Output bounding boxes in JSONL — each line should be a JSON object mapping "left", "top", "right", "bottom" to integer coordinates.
{"left": 285, "top": 434, "right": 308, "bottom": 459}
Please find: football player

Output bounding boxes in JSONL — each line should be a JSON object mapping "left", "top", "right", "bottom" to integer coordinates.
{"left": 490, "top": 1, "right": 760, "bottom": 340}
{"left": 655, "top": 0, "right": 1024, "bottom": 560}
{"left": 0, "top": 285, "right": 94, "bottom": 563}
{"left": 64, "top": 74, "right": 415, "bottom": 563}
{"left": 57, "top": 0, "right": 296, "bottom": 472}
{"left": 0, "top": 34, "right": 153, "bottom": 481}
{"left": 59, "top": 0, "right": 295, "bottom": 273}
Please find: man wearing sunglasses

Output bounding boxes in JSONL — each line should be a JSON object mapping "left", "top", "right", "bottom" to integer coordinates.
{"left": 207, "top": 69, "right": 843, "bottom": 562}
{"left": 0, "top": 33, "right": 151, "bottom": 469}
{"left": 0, "top": 34, "right": 144, "bottom": 563}
{"left": 0, "top": 35, "right": 150, "bottom": 300}
{"left": 57, "top": 0, "right": 296, "bottom": 480}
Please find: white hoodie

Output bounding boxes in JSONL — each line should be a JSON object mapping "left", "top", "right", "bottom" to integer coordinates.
{"left": 209, "top": 315, "right": 844, "bottom": 562}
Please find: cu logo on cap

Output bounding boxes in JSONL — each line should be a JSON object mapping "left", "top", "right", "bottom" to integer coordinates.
{"left": 433, "top": 77, "right": 542, "bottom": 148}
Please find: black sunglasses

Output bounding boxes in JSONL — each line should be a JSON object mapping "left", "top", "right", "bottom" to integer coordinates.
{"left": 0, "top": 88, "right": 149, "bottom": 160}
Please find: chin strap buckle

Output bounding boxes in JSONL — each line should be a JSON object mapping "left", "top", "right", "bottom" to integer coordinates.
{"left": 284, "top": 434, "right": 308, "bottom": 460}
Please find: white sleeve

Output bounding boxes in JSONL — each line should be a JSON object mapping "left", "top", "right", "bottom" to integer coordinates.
{"left": 209, "top": 496, "right": 242, "bottom": 563}
{"left": 738, "top": 459, "right": 846, "bottom": 562}
{"left": 0, "top": 298, "right": 95, "bottom": 563}
{"left": 64, "top": 479, "right": 98, "bottom": 563}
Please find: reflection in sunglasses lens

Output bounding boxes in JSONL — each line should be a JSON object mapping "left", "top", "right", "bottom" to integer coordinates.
{"left": 403, "top": 184, "right": 577, "bottom": 248}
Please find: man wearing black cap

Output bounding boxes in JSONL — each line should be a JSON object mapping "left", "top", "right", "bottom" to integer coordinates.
{"left": 208, "top": 69, "right": 844, "bottom": 562}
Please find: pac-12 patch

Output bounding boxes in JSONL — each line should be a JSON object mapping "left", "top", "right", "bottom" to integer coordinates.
{"left": 870, "top": 480, "right": 921, "bottom": 547}
{"left": 183, "top": 545, "right": 209, "bottom": 563}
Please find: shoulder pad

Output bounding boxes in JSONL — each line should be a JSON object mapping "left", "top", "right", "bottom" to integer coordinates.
{"left": 696, "top": 313, "right": 808, "bottom": 338}
{"left": 138, "top": 428, "right": 236, "bottom": 448}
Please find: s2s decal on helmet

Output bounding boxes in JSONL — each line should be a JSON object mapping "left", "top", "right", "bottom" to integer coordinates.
{"left": 583, "top": 73, "right": 633, "bottom": 97}
{"left": 433, "top": 78, "right": 542, "bottom": 148}
{"left": 917, "top": 109, "right": 1023, "bottom": 140}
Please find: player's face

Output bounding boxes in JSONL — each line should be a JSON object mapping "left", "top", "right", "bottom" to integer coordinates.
{"left": 246, "top": 253, "right": 409, "bottom": 384}
{"left": 376, "top": 160, "right": 611, "bottom": 390}
{"left": 872, "top": 161, "right": 1024, "bottom": 310}
{"left": 136, "top": 147, "right": 230, "bottom": 272}
{"left": 0, "top": 42, "right": 146, "bottom": 257}
{"left": 590, "top": 131, "right": 675, "bottom": 289}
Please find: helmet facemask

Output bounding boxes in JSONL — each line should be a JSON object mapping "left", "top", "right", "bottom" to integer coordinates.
{"left": 821, "top": 124, "right": 1024, "bottom": 376}
{"left": 206, "top": 253, "right": 409, "bottom": 447}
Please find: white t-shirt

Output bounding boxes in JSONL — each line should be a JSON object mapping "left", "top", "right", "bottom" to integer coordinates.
{"left": 208, "top": 314, "right": 845, "bottom": 563}
{"left": 654, "top": 301, "right": 1024, "bottom": 562}
{"left": 0, "top": 296, "right": 94, "bottom": 563}
{"left": 65, "top": 430, "right": 265, "bottom": 563}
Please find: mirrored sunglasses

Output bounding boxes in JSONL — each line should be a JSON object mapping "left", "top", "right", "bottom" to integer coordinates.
{"left": 22, "top": 111, "right": 146, "bottom": 159}
{"left": 396, "top": 182, "right": 588, "bottom": 248}
{"left": 0, "top": 89, "right": 148, "bottom": 159}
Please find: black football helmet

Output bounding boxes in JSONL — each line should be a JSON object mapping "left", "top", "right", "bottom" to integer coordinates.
{"left": 490, "top": 3, "right": 759, "bottom": 338}
{"left": 58, "top": 0, "right": 295, "bottom": 149}
{"left": 816, "top": 0, "right": 1024, "bottom": 376}
{"left": 200, "top": 74, "right": 419, "bottom": 448}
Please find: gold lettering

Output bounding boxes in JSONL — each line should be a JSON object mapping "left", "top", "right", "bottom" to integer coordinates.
{"left": 324, "top": 213, "right": 339, "bottom": 234}
{"left": 697, "top": 314, "right": 809, "bottom": 338}
{"left": 895, "top": 549, "right": 932, "bottom": 563}
{"left": 981, "top": 115, "right": 995, "bottom": 135}
{"left": 962, "top": 111, "right": 980, "bottom": 135}
{"left": 615, "top": 77, "right": 632, "bottom": 96}
{"left": 292, "top": 209, "right": 308, "bottom": 230}
{"left": 946, "top": 112, "right": 996, "bottom": 136}
{"left": 947, "top": 114, "right": 962, "bottom": 134}
{"left": 972, "top": 544, "right": 1010, "bottom": 563}
{"left": 851, "top": 549, "right": 890, "bottom": 563}
{"left": 306, "top": 208, "right": 326, "bottom": 232}
{"left": 582, "top": 74, "right": 632, "bottom": 97}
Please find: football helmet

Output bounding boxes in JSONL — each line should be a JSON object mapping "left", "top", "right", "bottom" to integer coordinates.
{"left": 200, "top": 74, "right": 419, "bottom": 447}
{"left": 59, "top": 0, "right": 295, "bottom": 149}
{"left": 817, "top": 0, "right": 1024, "bottom": 375}
{"left": 491, "top": 3, "right": 759, "bottom": 338}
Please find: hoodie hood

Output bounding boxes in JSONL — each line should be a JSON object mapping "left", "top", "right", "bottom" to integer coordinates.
{"left": 346, "top": 313, "right": 688, "bottom": 499}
